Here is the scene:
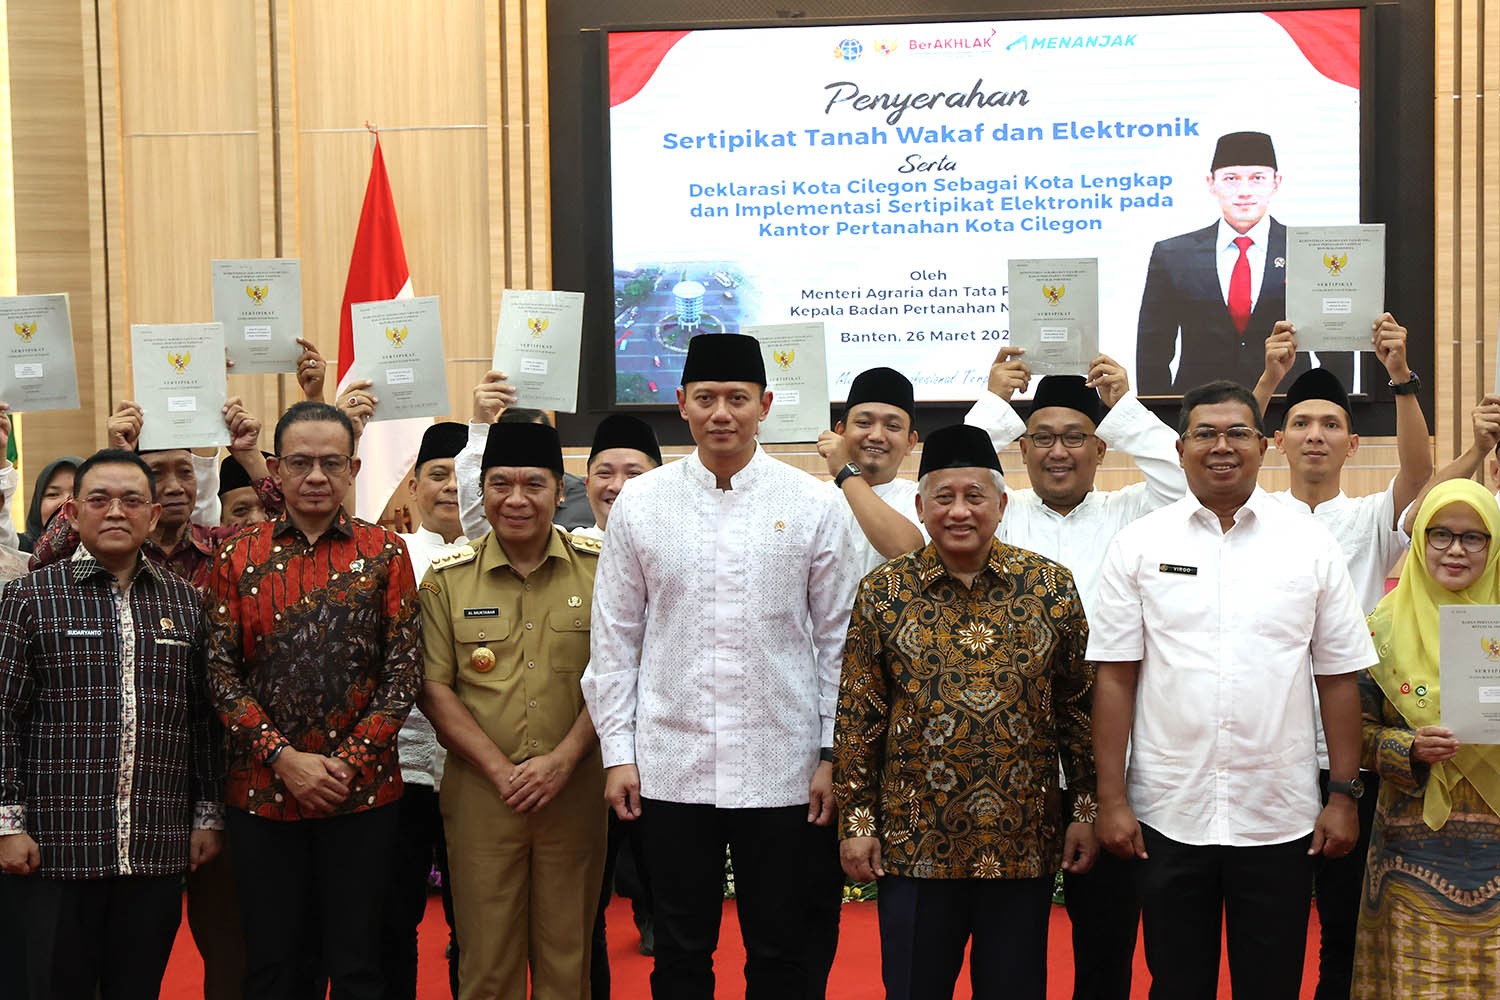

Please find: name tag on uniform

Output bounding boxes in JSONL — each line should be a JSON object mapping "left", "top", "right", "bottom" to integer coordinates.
{"left": 154, "top": 637, "right": 193, "bottom": 648}
{"left": 1158, "top": 563, "right": 1198, "bottom": 576}
{"left": 66, "top": 628, "right": 104, "bottom": 638}
{"left": 463, "top": 607, "right": 500, "bottom": 618}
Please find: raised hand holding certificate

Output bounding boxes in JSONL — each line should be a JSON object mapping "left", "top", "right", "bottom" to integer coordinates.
{"left": 348, "top": 296, "right": 449, "bottom": 422}
{"left": 1440, "top": 605, "right": 1500, "bottom": 744}
{"left": 131, "top": 323, "right": 230, "bottom": 449}
{"left": 492, "top": 290, "right": 585, "bottom": 413}
{"left": 211, "top": 259, "right": 303, "bottom": 373}
{"left": 1286, "top": 225, "right": 1386, "bottom": 353}
{"left": 745, "top": 322, "right": 829, "bottom": 444}
{"left": 0, "top": 294, "right": 79, "bottom": 412}
{"left": 1006, "top": 258, "right": 1099, "bottom": 376}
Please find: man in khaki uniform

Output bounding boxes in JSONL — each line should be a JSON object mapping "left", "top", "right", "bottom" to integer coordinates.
{"left": 418, "top": 421, "right": 605, "bottom": 1000}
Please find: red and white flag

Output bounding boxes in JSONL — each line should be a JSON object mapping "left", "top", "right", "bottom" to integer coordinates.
{"left": 336, "top": 135, "right": 431, "bottom": 522}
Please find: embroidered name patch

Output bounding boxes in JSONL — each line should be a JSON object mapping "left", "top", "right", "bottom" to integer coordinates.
{"left": 1158, "top": 563, "right": 1198, "bottom": 576}
{"left": 463, "top": 607, "right": 500, "bottom": 618}
{"left": 66, "top": 628, "right": 104, "bottom": 638}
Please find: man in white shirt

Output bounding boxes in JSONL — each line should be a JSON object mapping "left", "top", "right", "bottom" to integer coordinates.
{"left": 1253, "top": 316, "right": 1431, "bottom": 1000}
{"left": 966, "top": 349, "right": 1185, "bottom": 1000}
{"left": 388, "top": 420, "right": 469, "bottom": 998}
{"left": 1090, "top": 380, "right": 1375, "bottom": 999}
{"left": 581, "top": 333, "right": 859, "bottom": 998}
{"left": 817, "top": 367, "right": 923, "bottom": 576}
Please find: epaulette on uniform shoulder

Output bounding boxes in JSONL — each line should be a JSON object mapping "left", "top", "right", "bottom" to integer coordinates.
{"left": 568, "top": 532, "right": 602, "bottom": 556}
{"left": 429, "top": 543, "right": 479, "bottom": 572}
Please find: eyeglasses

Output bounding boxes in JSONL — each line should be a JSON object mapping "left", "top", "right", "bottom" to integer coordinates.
{"left": 278, "top": 454, "right": 353, "bottom": 478}
{"left": 1021, "top": 430, "right": 1094, "bottom": 450}
{"left": 1426, "top": 527, "right": 1491, "bottom": 554}
{"left": 80, "top": 494, "right": 152, "bottom": 515}
{"left": 1182, "top": 425, "right": 1264, "bottom": 446}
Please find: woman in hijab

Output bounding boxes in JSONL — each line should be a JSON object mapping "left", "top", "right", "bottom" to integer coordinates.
{"left": 1353, "top": 478, "right": 1500, "bottom": 997}
{"left": 18, "top": 455, "right": 80, "bottom": 552}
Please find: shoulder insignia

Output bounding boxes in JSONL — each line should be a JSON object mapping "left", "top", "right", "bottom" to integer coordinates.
{"left": 568, "top": 532, "right": 602, "bottom": 556}
{"left": 430, "top": 543, "right": 479, "bottom": 571}
{"left": 419, "top": 580, "right": 441, "bottom": 595}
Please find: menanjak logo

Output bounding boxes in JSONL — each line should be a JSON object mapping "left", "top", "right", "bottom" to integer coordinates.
{"left": 1006, "top": 32, "right": 1137, "bottom": 52}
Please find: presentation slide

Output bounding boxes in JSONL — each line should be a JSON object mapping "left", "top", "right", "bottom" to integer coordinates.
{"left": 606, "top": 8, "right": 1361, "bottom": 403}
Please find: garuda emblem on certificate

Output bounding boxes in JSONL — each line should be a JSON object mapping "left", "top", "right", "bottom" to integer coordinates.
{"left": 1322, "top": 253, "right": 1349, "bottom": 276}
{"left": 527, "top": 316, "right": 549, "bottom": 337}
{"left": 167, "top": 351, "right": 191, "bottom": 374}
{"left": 1042, "top": 284, "right": 1065, "bottom": 305}
{"left": 773, "top": 349, "right": 795, "bottom": 371}
{"left": 386, "top": 325, "right": 409, "bottom": 347}
{"left": 245, "top": 284, "right": 269, "bottom": 304}
{"left": 1482, "top": 636, "right": 1500, "bottom": 662}
{"left": 13, "top": 322, "right": 34, "bottom": 342}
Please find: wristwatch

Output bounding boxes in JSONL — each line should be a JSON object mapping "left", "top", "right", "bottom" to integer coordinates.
{"left": 834, "top": 462, "right": 862, "bottom": 488}
{"left": 1389, "top": 371, "right": 1421, "bottom": 396}
{"left": 1328, "top": 776, "right": 1365, "bottom": 800}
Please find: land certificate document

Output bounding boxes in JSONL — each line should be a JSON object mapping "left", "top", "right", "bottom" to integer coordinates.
{"left": 1006, "top": 259, "right": 1099, "bottom": 376}
{"left": 0, "top": 294, "right": 79, "bottom": 412}
{"left": 348, "top": 296, "right": 449, "bottom": 421}
{"left": 131, "top": 323, "right": 230, "bottom": 449}
{"left": 1440, "top": 604, "right": 1500, "bottom": 745}
{"left": 492, "top": 290, "right": 585, "bottom": 412}
{"left": 211, "top": 259, "right": 303, "bottom": 373}
{"left": 746, "top": 321, "right": 829, "bottom": 444}
{"left": 1286, "top": 225, "right": 1385, "bottom": 352}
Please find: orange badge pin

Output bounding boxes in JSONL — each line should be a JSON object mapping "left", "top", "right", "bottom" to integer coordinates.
{"left": 471, "top": 646, "right": 497, "bottom": 673}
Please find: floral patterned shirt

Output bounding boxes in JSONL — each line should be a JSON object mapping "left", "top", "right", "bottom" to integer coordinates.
{"left": 833, "top": 539, "right": 1095, "bottom": 879}
{"left": 205, "top": 510, "right": 421, "bottom": 820}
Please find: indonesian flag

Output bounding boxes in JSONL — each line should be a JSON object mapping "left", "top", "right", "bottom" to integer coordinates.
{"left": 336, "top": 136, "right": 431, "bottom": 522}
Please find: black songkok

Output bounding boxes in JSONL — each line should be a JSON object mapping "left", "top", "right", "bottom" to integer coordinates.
{"left": 1211, "top": 131, "right": 1277, "bottom": 171}
{"left": 1283, "top": 367, "right": 1352, "bottom": 429}
{"left": 680, "top": 333, "right": 766, "bottom": 387}
{"left": 844, "top": 367, "right": 916, "bottom": 422}
{"left": 918, "top": 424, "right": 1004, "bottom": 479}
{"left": 1030, "top": 375, "right": 1105, "bottom": 426}
{"left": 217, "top": 454, "right": 266, "bottom": 497}
{"left": 588, "top": 414, "right": 662, "bottom": 467}
{"left": 415, "top": 421, "right": 468, "bottom": 470}
{"left": 480, "top": 422, "right": 564, "bottom": 477}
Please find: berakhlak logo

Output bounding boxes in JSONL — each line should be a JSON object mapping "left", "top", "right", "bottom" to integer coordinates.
{"left": 527, "top": 317, "right": 549, "bottom": 337}
{"left": 1042, "top": 284, "right": 1065, "bottom": 305}
{"left": 167, "top": 351, "right": 191, "bottom": 374}
{"left": 245, "top": 284, "right": 269, "bottom": 304}
{"left": 386, "top": 326, "right": 409, "bottom": 347}
{"left": 833, "top": 38, "right": 863, "bottom": 61}
{"left": 773, "top": 349, "right": 795, "bottom": 371}
{"left": 13, "top": 322, "right": 35, "bottom": 342}
{"left": 1323, "top": 253, "right": 1349, "bottom": 276}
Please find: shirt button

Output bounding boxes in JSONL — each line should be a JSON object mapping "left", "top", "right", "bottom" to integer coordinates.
{"left": 525, "top": 621, "right": 534, "bottom": 630}
{"left": 477, "top": 631, "right": 485, "bottom": 640}
{"left": 574, "top": 619, "right": 582, "bottom": 627}
{"left": 527, "top": 661, "right": 535, "bottom": 669}
{"left": 530, "top": 739, "right": 538, "bottom": 746}
{"left": 528, "top": 700, "right": 537, "bottom": 708}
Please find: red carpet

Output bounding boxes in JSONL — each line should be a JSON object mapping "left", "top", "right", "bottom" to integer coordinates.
{"left": 161, "top": 896, "right": 1321, "bottom": 998}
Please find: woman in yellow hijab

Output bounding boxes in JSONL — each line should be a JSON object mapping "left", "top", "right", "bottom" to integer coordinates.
{"left": 1353, "top": 479, "right": 1500, "bottom": 998}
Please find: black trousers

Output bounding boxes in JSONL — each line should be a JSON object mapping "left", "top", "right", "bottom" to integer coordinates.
{"left": 1138, "top": 824, "right": 1314, "bottom": 1000}
{"left": 1312, "top": 770, "right": 1379, "bottom": 1000}
{"left": 803, "top": 820, "right": 845, "bottom": 999}
{"left": 18, "top": 873, "right": 182, "bottom": 1000}
{"left": 592, "top": 809, "right": 657, "bottom": 1000}
{"left": 877, "top": 874, "right": 1052, "bottom": 1000}
{"left": 380, "top": 783, "right": 458, "bottom": 1000}
{"left": 637, "top": 798, "right": 817, "bottom": 1000}
{"left": 1063, "top": 848, "right": 1141, "bottom": 1000}
{"left": 228, "top": 803, "right": 399, "bottom": 1000}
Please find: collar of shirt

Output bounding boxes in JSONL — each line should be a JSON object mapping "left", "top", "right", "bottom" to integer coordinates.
{"left": 142, "top": 523, "right": 217, "bottom": 560}
{"left": 1182, "top": 486, "right": 1273, "bottom": 533}
{"left": 1216, "top": 213, "right": 1273, "bottom": 253}
{"left": 683, "top": 445, "right": 769, "bottom": 491}
{"left": 272, "top": 508, "right": 356, "bottom": 541}
{"left": 1276, "top": 489, "right": 1353, "bottom": 514}
{"left": 477, "top": 526, "right": 570, "bottom": 574}
{"left": 914, "top": 538, "right": 1010, "bottom": 592}
{"left": 408, "top": 524, "right": 458, "bottom": 547}
{"left": 68, "top": 545, "right": 163, "bottom": 587}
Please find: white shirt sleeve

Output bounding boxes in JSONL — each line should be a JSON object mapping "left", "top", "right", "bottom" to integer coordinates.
{"left": 1083, "top": 532, "right": 1145, "bottom": 662}
{"left": 1095, "top": 393, "right": 1186, "bottom": 514}
{"left": 963, "top": 391, "right": 1026, "bottom": 453}
{"left": 808, "top": 496, "right": 859, "bottom": 747}
{"left": 0, "top": 464, "right": 17, "bottom": 549}
{"left": 1309, "top": 538, "right": 1379, "bottom": 676}
{"left": 581, "top": 491, "right": 647, "bottom": 768}
{"left": 455, "top": 422, "right": 489, "bottom": 543}
{"left": 192, "top": 452, "right": 220, "bottom": 526}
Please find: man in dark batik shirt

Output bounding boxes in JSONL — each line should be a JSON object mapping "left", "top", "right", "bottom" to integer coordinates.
{"left": 0, "top": 448, "right": 222, "bottom": 999}
{"left": 206, "top": 401, "right": 422, "bottom": 1000}
{"left": 834, "top": 424, "right": 1097, "bottom": 1000}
